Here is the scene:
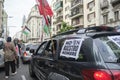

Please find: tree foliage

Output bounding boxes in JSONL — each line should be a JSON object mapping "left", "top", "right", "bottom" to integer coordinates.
{"left": 59, "top": 21, "right": 73, "bottom": 33}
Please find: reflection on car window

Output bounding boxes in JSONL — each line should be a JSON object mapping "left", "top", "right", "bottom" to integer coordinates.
{"left": 43, "top": 40, "right": 57, "bottom": 59}
{"left": 95, "top": 37, "right": 120, "bottom": 62}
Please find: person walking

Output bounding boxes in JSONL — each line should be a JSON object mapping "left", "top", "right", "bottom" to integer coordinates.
{"left": 13, "top": 38, "right": 20, "bottom": 68}
{"left": 3, "top": 37, "right": 17, "bottom": 79}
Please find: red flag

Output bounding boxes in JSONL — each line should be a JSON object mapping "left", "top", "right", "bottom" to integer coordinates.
{"left": 37, "top": 0, "right": 53, "bottom": 17}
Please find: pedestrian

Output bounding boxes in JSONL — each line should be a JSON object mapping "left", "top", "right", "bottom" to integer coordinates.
{"left": 3, "top": 37, "right": 17, "bottom": 79}
{"left": 13, "top": 38, "right": 20, "bottom": 68}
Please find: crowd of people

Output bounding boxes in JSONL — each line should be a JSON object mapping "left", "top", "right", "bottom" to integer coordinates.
{"left": 3, "top": 37, "right": 21, "bottom": 79}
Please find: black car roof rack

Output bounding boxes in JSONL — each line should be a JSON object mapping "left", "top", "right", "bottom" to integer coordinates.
{"left": 52, "top": 26, "right": 115, "bottom": 38}
{"left": 77, "top": 26, "right": 115, "bottom": 34}
{"left": 52, "top": 29, "right": 79, "bottom": 38}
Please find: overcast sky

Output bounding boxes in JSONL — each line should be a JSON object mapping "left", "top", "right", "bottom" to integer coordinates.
{"left": 4, "top": 0, "right": 51, "bottom": 37}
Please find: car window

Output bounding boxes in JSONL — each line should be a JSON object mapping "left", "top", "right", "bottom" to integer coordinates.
{"left": 37, "top": 42, "right": 47, "bottom": 55}
{"left": 42, "top": 40, "right": 57, "bottom": 59}
{"left": 59, "top": 38, "right": 88, "bottom": 62}
{"left": 95, "top": 36, "right": 120, "bottom": 62}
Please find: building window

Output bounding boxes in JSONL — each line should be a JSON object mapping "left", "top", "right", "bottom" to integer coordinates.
{"left": 65, "top": 6, "right": 69, "bottom": 11}
{"left": 114, "top": 11, "right": 119, "bottom": 21}
{"left": 72, "top": 18, "right": 80, "bottom": 25}
{"left": 71, "top": 0, "right": 83, "bottom": 7}
{"left": 65, "top": 14, "right": 69, "bottom": 19}
{"left": 103, "top": 14, "right": 108, "bottom": 24}
{"left": 87, "top": 1, "right": 95, "bottom": 10}
{"left": 57, "top": 25, "right": 61, "bottom": 31}
{"left": 88, "top": 12, "right": 95, "bottom": 22}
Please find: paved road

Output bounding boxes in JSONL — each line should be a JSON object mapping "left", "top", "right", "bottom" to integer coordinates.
{"left": 0, "top": 60, "right": 38, "bottom": 80}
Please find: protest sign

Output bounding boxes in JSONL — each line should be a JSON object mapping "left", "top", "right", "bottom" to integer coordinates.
{"left": 60, "top": 39, "right": 83, "bottom": 59}
{"left": 108, "top": 36, "right": 120, "bottom": 47}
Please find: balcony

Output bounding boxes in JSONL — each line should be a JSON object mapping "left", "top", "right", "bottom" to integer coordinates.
{"left": 111, "top": 0, "right": 120, "bottom": 7}
{"left": 72, "top": 19, "right": 83, "bottom": 28}
{"left": 71, "top": 0, "right": 83, "bottom": 9}
{"left": 100, "top": 1, "right": 109, "bottom": 10}
{"left": 56, "top": 12, "right": 63, "bottom": 19}
{"left": 54, "top": 1, "right": 63, "bottom": 12}
{"left": 70, "top": 8, "right": 83, "bottom": 19}
{"left": 55, "top": 18, "right": 63, "bottom": 25}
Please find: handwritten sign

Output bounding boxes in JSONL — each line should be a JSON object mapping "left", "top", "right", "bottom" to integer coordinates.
{"left": 60, "top": 39, "right": 83, "bottom": 59}
{"left": 108, "top": 36, "right": 120, "bottom": 47}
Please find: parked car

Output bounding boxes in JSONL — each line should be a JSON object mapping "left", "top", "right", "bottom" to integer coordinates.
{"left": 29, "top": 26, "right": 120, "bottom": 80}
{"left": 0, "top": 38, "right": 6, "bottom": 68}
{"left": 21, "top": 43, "right": 33, "bottom": 63}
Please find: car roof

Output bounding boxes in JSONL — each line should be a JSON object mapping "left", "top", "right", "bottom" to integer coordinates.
{"left": 52, "top": 26, "right": 120, "bottom": 40}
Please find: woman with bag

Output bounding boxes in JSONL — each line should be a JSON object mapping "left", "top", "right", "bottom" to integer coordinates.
{"left": 3, "top": 37, "right": 17, "bottom": 79}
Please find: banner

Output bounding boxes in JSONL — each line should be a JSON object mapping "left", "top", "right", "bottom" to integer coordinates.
{"left": 60, "top": 39, "right": 84, "bottom": 59}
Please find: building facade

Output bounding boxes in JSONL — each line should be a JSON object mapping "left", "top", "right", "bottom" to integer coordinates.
{"left": 100, "top": 0, "right": 120, "bottom": 27}
{"left": 2, "top": 9, "right": 8, "bottom": 39}
{"left": 52, "top": 0, "right": 63, "bottom": 34}
{"left": 52, "top": 0, "right": 84, "bottom": 34}
{"left": 26, "top": 5, "right": 43, "bottom": 43}
{"left": 0, "top": 0, "right": 4, "bottom": 37}
{"left": 84, "top": 0, "right": 101, "bottom": 27}
{"left": 71, "top": 0, "right": 84, "bottom": 28}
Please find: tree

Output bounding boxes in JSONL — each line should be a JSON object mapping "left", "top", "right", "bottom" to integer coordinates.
{"left": 59, "top": 21, "right": 73, "bottom": 33}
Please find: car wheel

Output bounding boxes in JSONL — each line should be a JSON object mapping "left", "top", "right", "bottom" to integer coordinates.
{"left": 29, "top": 63, "right": 35, "bottom": 77}
{"left": 22, "top": 59, "right": 25, "bottom": 64}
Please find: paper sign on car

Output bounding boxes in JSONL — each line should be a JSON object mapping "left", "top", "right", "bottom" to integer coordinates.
{"left": 60, "top": 39, "right": 83, "bottom": 59}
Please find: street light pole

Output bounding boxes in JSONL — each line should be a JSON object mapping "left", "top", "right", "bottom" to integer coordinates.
{"left": 3, "top": 16, "right": 13, "bottom": 39}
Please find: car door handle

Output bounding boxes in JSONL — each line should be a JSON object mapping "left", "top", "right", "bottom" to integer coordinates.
{"left": 49, "top": 64, "right": 54, "bottom": 67}
{"left": 46, "top": 62, "right": 54, "bottom": 67}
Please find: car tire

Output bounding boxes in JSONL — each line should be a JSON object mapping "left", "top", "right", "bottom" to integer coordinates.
{"left": 22, "top": 59, "right": 25, "bottom": 64}
{"left": 29, "top": 63, "right": 35, "bottom": 77}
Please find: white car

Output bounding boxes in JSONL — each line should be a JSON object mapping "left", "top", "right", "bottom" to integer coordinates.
{"left": 21, "top": 43, "right": 33, "bottom": 64}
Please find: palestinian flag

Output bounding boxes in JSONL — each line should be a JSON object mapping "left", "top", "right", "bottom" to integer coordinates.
{"left": 22, "top": 26, "right": 31, "bottom": 35}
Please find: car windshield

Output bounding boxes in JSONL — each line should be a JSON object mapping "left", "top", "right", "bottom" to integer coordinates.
{"left": 95, "top": 35, "right": 120, "bottom": 62}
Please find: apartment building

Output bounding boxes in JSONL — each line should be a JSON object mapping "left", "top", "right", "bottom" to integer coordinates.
{"left": 26, "top": 5, "right": 43, "bottom": 43}
{"left": 51, "top": 0, "right": 120, "bottom": 35}
{"left": 52, "top": 0, "right": 63, "bottom": 34}
{"left": 100, "top": 0, "right": 120, "bottom": 27}
{"left": 70, "top": 0, "right": 84, "bottom": 28}
{"left": 0, "top": 0, "right": 4, "bottom": 37}
{"left": 84, "top": 0, "right": 101, "bottom": 27}
{"left": 52, "top": 0, "right": 72, "bottom": 34}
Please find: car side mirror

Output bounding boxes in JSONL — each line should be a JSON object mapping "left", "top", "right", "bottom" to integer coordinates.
{"left": 26, "top": 47, "right": 30, "bottom": 51}
{"left": 30, "top": 49, "right": 35, "bottom": 54}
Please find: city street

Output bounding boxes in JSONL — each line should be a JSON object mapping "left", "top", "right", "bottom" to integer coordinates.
{"left": 0, "top": 60, "right": 38, "bottom": 80}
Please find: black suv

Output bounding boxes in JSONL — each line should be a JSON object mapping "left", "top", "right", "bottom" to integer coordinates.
{"left": 29, "top": 26, "right": 120, "bottom": 80}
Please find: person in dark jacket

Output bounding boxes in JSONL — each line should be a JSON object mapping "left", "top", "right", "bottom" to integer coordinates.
{"left": 3, "top": 37, "right": 17, "bottom": 79}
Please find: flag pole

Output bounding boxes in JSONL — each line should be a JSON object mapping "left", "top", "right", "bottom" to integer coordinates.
{"left": 47, "top": 17, "right": 56, "bottom": 55}
{"left": 37, "top": 0, "right": 56, "bottom": 54}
